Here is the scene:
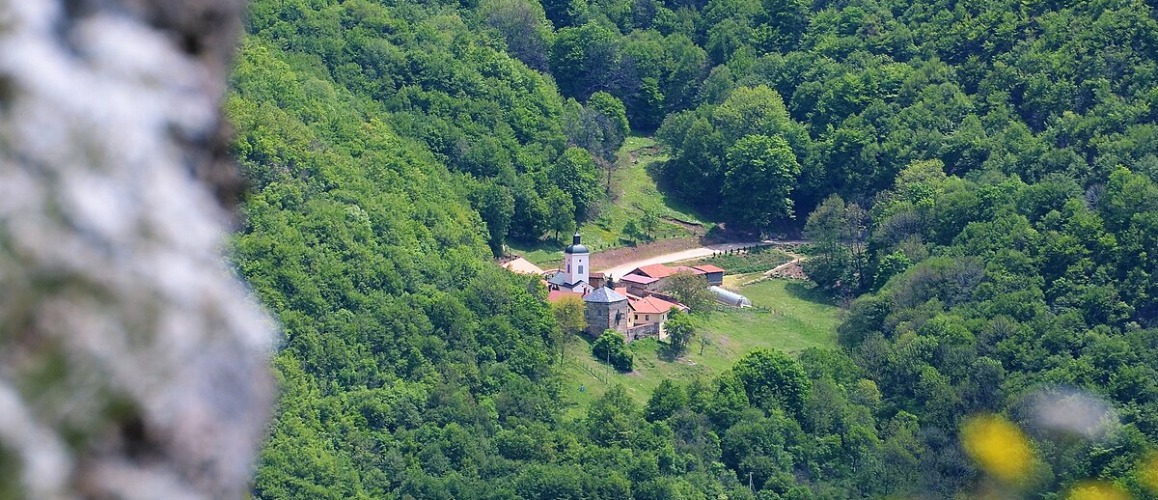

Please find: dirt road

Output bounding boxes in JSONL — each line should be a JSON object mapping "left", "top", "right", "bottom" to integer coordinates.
{"left": 597, "top": 242, "right": 759, "bottom": 280}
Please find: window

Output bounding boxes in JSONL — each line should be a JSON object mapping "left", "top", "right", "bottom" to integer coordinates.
{"left": 579, "top": 265, "right": 584, "bottom": 274}
{"left": 645, "top": 315, "right": 650, "bottom": 321}
{"left": 567, "top": 264, "right": 570, "bottom": 272}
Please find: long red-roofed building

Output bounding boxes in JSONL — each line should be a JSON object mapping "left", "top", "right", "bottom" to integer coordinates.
{"left": 627, "top": 263, "right": 717, "bottom": 289}
{"left": 628, "top": 263, "right": 679, "bottom": 279}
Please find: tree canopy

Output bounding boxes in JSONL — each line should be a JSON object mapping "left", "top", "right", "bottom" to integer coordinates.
{"left": 231, "top": 0, "right": 1158, "bottom": 496}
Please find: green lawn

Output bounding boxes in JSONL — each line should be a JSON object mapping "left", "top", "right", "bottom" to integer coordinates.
{"left": 576, "top": 136, "right": 702, "bottom": 248}
{"left": 506, "top": 238, "right": 566, "bottom": 267}
{"left": 556, "top": 277, "right": 841, "bottom": 418}
{"left": 688, "top": 247, "right": 795, "bottom": 274}
{"left": 610, "top": 136, "right": 704, "bottom": 225}
{"left": 699, "top": 275, "right": 841, "bottom": 355}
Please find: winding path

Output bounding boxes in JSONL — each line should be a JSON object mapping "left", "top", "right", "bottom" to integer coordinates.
{"left": 765, "top": 255, "right": 805, "bottom": 276}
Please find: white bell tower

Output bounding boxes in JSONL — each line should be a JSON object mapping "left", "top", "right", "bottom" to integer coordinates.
{"left": 563, "top": 233, "right": 589, "bottom": 286}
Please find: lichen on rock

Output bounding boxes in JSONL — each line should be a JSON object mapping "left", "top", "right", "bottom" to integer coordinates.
{"left": 0, "top": 1, "right": 273, "bottom": 498}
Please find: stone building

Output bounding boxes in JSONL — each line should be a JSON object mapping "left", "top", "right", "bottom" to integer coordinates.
{"left": 620, "top": 273, "right": 660, "bottom": 296}
{"left": 583, "top": 286, "right": 629, "bottom": 336}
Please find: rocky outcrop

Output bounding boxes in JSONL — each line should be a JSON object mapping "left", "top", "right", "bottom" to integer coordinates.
{"left": 0, "top": 1, "right": 273, "bottom": 498}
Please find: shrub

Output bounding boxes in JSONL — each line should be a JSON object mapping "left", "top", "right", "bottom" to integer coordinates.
{"left": 592, "top": 330, "right": 633, "bottom": 371}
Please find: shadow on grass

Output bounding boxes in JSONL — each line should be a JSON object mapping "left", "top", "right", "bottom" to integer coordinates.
{"left": 566, "top": 332, "right": 597, "bottom": 354}
{"left": 783, "top": 280, "right": 838, "bottom": 306}
{"left": 508, "top": 235, "right": 566, "bottom": 251}
{"left": 647, "top": 160, "right": 719, "bottom": 224}
{"left": 656, "top": 342, "right": 680, "bottom": 362}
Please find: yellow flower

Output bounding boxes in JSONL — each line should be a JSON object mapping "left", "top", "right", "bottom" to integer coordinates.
{"left": 961, "top": 414, "right": 1036, "bottom": 483}
{"left": 1067, "top": 481, "right": 1130, "bottom": 500}
{"left": 1139, "top": 452, "right": 1158, "bottom": 495}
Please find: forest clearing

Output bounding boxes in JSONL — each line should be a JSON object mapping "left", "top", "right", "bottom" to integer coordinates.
{"left": 559, "top": 276, "right": 840, "bottom": 416}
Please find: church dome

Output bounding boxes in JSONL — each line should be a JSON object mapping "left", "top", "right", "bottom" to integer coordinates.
{"left": 564, "top": 233, "right": 588, "bottom": 254}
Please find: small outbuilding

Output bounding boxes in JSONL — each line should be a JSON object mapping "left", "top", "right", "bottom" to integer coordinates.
{"left": 502, "top": 257, "right": 545, "bottom": 275}
{"left": 693, "top": 264, "right": 725, "bottom": 286}
{"left": 710, "top": 286, "right": 752, "bottom": 308}
{"left": 620, "top": 273, "right": 660, "bottom": 296}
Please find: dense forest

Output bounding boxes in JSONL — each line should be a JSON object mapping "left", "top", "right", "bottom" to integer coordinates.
{"left": 230, "top": 0, "right": 1158, "bottom": 497}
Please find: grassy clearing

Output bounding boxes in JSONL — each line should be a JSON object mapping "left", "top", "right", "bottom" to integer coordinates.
{"left": 509, "top": 136, "right": 711, "bottom": 266}
{"left": 556, "top": 277, "right": 841, "bottom": 417}
{"left": 557, "top": 336, "right": 715, "bottom": 419}
{"left": 688, "top": 247, "right": 795, "bottom": 274}
{"left": 610, "top": 136, "right": 703, "bottom": 225}
{"left": 506, "top": 238, "right": 567, "bottom": 267}
{"left": 700, "top": 275, "right": 841, "bottom": 355}
{"left": 578, "top": 136, "right": 700, "bottom": 248}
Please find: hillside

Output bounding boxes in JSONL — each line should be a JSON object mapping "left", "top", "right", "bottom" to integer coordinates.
{"left": 509, "top": 135, "right": 706, "bottom": 266}
{"left": 231, "top": 0, "right": 1158, "bottom": 498}
{"left": 560, "top": 277, "right": 841, "bottom": 413}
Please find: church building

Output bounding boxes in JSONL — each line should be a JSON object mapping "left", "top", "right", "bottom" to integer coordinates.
{"left": 538, "top": 232, "right": 722, "bottom": 343}
{"left": 546, "top": 233, "right": 594, "bottom": 294}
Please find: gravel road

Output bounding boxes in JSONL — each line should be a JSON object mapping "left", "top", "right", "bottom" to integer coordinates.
{"left": 597, "top": 242, "right": 759, "bottom": 280}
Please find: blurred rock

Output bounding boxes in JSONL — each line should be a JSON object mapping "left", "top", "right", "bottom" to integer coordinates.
{"left": 1026, "top": 387, "right": 1118, "bottom": 440}
{"left": 0, "top": 1, "right": 273, "bottom": 498}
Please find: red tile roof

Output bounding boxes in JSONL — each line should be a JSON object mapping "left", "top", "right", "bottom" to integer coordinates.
{"left": 620, "top": 274, "right": 659, "bottom": 284}
{"left": 590, "top": 272, "right": 605, "bottom": 279}
{"left": 673, "top": 265, "right": 707, "bottom": 275}
{"left": 693, "top": 264, "right": 726, "bottom": 273}
{"left": 546, "top": 290, "right": 581, "bottom": 303}
{"left": 629, "top": 295, "right": 681, "bottom": 315}
{"left": 632, "top": 264, "right": 677, "bottom": 279}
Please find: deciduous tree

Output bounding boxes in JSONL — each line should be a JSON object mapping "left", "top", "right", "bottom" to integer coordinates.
{"left": 722, "top": 134, "right": 800, "bottom": 230}
{"left": 732, "top": 349, "right": 810, "bottom": 418}
{"left": 551, "top": 294, "right": 586, "bottom": 359}
{"left": 664, "top": 271, "right": 714, "bottom": 315}
{"left": 645, "top": 379, "right": 688, "bottom": 422}
{"left": 665, "top": 309, "right": 696, "bottom": 354}
{"left": 593, "top": 330, "right": 634, "bottom": 371}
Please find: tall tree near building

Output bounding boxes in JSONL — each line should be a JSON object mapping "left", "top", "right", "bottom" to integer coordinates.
{"left": 471, "top": 181, "right": 516, "bottom": 256}
{"left": 551, "top": 294, "right": 587, "bottom": 359}
{"left": 664, "top": 271, "right": 714, "bottom": 315}
{"left": 666, "top": 309, "right": 696, "bottom": 354}
{"left": 545, "top": 188, "right": 577, "bottom": 241}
